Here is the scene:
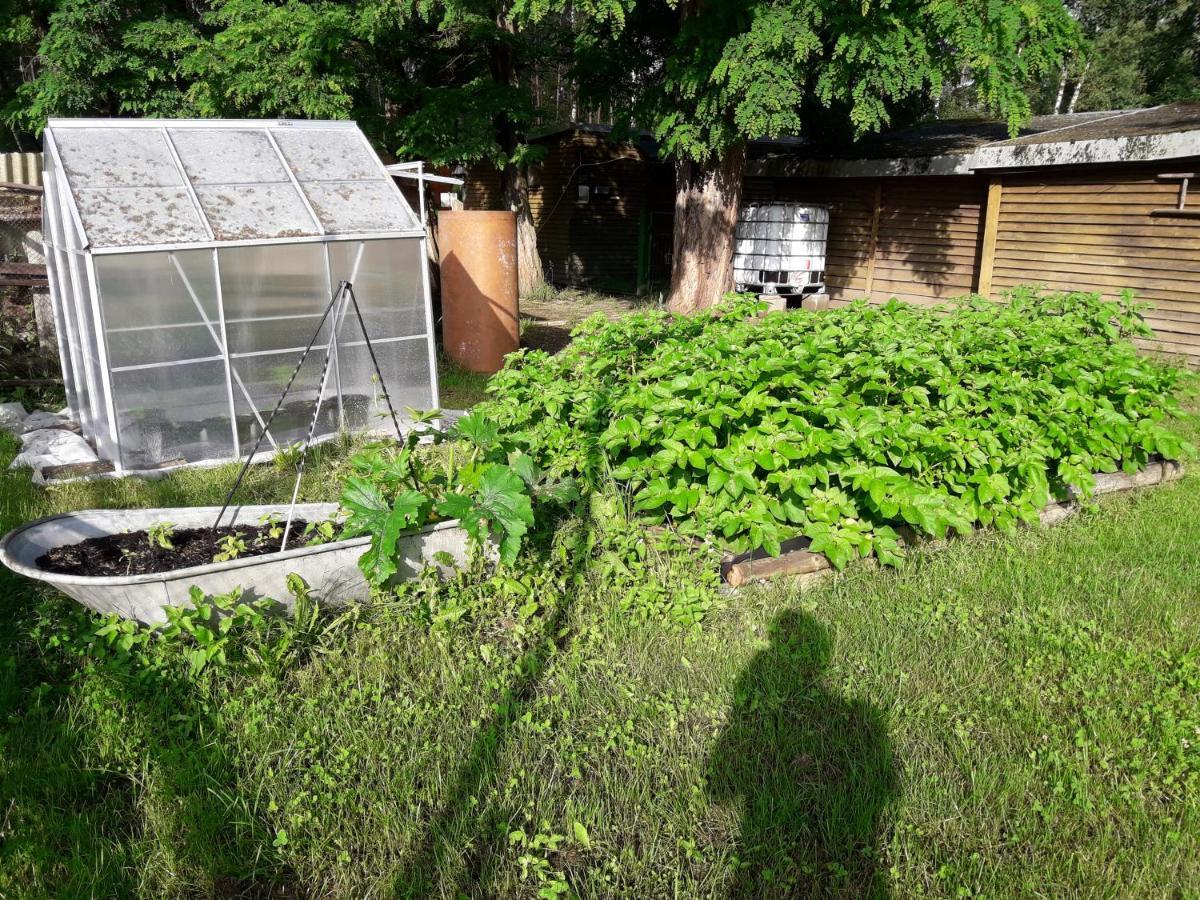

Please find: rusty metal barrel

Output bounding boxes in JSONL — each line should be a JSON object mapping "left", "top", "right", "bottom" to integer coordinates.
{"left": 437, "top": 210, "right": 520, "bottom": 374}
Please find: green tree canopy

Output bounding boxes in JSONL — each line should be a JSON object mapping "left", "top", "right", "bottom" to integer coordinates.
{"left": 651, "top": 0, "right": 1080, "bottom": 164}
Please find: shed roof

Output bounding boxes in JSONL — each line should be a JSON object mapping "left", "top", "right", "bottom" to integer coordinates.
{"left": 44, "top": 119, "right": 421, "bottom": 250}
{"left": 746, "top": 104, "right": 1200, "bottom": 178}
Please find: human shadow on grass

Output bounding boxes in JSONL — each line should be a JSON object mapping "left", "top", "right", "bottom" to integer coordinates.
{"left": 706, "top": 610, "right": 898, "bottom": 899}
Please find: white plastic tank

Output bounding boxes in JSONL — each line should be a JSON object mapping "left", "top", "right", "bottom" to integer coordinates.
{"left": 733, "top": 202, "right": 829, "bottom": 294}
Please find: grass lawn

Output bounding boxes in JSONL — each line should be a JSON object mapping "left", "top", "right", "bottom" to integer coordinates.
{"left": 2, "top": 394, "right": 1199, "bottom": 897}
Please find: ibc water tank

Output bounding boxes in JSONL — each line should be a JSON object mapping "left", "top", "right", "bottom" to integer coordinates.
{"left": 733, "top": 202, "right": 829, "bottom": 295}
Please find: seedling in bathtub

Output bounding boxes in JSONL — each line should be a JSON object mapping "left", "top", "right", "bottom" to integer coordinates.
{"left": 303, "top": 520, "right": 337, "bottom": 546}
{"left": 120, "top": 546, "right": 141, "bottom": 574}
{"left": 213, "top": 533, "right": 248, "bottom": 563}
{"left": 146, "top": 521, "right": 176, "bottom": 551}
{"left": 260, "top": 513, "right": 284, "bottom": 540}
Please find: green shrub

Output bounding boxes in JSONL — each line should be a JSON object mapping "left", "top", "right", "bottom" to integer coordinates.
{"left": 481, "top": 288, "right": 1192, "bottom": 567}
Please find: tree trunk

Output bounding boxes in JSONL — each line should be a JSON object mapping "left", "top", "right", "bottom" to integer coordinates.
{"left": 1053, "top": 63, "right": 1069, "bottom": 113}
{"left": 504, "top": 163, "right": 544, "bottom": 296}
{"left": 665, "top": 145, "right": 745, "bottom": 313}
{"left": 491, "top": 12, "right": 544, "bottom": 297}
{"left": 1067, "top": 59, "right": 1089, "bottom": 113}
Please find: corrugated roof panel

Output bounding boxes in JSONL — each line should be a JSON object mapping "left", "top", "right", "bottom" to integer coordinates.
{"left": 270, "top": 128, "right": 382, "bottom": 181}
{"left": 301, "top": 181, "right": 418, "bottom": 233}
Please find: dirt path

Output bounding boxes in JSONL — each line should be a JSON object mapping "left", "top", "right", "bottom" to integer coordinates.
{"left": 520, "top": 290, "right": 655, "bottom": 353}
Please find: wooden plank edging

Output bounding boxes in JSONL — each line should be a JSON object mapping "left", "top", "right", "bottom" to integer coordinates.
{"left": 722, "top": 459, "right": 1185, "bottom": 588}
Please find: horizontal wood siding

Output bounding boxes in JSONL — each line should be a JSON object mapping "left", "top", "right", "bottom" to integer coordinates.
{"left": 746, "top": 175, "right": 986, "bottom": 306}
{"left": 990, "top": 160, "right": 1200, "bottom": 363}
{"left": 870, "top": 177, "right": 985, "bottom": 306}
{"left": 463, "top": 163, "right": 504, "bottom": 211}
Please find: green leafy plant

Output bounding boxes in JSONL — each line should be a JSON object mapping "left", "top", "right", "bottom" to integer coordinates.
{"left": 480, "top": 289, "right": 1193, "bottom": 570}
{"left": 213, "top": 533, "right": 248, "bottom": 563}
{"left": 303, "top": 519, "right": 337, "bottom": 546}
{"left": 162, "top": 586, "right": 271, "bottom": 676}
{"left": 338, "top": 410, "right": 562, "bottom": 589}
{"left": 260, "top": 513, "right": 284, "bottom": 540}
{"left": 146, "top": 521, "right": 177, "bottom": 550}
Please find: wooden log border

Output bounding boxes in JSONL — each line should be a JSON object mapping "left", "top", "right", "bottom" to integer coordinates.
{"left": 721, "top": 459, "right": 1185, "bottom": 589}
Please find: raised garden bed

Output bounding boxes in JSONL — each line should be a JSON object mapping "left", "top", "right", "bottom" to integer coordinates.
{"left": 0, "top": 502, "right": 472, "bottom": 625}
{"left": 722, "top": 459, "right": 1186, "bottom": 588}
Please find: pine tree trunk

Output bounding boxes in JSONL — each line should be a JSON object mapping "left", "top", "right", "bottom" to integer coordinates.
{"left": 504, "top": 163, "right": 544, "bottom": 296}
{"left": 491, "top": 12, "right": 544, "bottom": 297}
{"left": 665, "top": 145, "right": 745, "bottom": 313}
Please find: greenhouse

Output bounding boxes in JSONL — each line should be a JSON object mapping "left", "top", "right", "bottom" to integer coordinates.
{"left": 42, "top": 118, "right": 438, "bottom": 474}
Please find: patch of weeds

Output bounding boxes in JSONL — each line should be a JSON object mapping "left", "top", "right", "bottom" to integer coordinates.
{"left": 1001, "top": 612, "right": 1200, "bottom": 812}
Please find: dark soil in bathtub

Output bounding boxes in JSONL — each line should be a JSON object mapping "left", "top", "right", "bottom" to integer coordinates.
{"left": 37, "top": 520, "right": 318, "bottom": 577}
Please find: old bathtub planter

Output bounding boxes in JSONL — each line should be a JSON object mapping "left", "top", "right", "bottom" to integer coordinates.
{"left": 0, "top": 502, "right": 473, "bottom": 625}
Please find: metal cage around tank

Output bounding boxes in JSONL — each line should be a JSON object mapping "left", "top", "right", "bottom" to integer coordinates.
{"left": 41, "top": 118, "right": 439, "bottom": 474}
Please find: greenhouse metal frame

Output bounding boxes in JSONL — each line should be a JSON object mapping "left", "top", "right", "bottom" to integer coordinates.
{"left": 42, "top": 118, "right": 439, "bottom": 475}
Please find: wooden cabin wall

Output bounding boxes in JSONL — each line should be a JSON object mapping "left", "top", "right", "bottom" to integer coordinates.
{"left": 871, "top": 177, "right": 985, "bottom": 305}
{"left": 984, "top": 159, "right": 1200, "bottom": 363}
{"left": 463, "top": 163, "right": 504, "bottom": 211}
{"left": 465, "top": 132, "right": 672, "bottom": 294}
{"left": 531, "top": 132, "right": 671, "bottom": 294}
{"left": 743, "top": 175, "right": 986, "bottom": 305}
{"left": 743, "top": 176, "right": 875, "bottom": 302}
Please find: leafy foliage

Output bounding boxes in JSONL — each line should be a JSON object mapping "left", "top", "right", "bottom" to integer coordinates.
{"left": 482, "top": 288, "right": 1193, "bottom": 568}
{"left": 636, "top": 0, "right": 1080, "bottom": 164}
{"left": 146, "top": 521, "right": 175, "bottom": 550}
{"left": 339, "top": 410, "right": 567, "bottom": 588}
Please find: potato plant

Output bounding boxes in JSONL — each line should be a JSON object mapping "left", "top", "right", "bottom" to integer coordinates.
{"left": 482, "top": 288, "right": 1192, "bottom": 568}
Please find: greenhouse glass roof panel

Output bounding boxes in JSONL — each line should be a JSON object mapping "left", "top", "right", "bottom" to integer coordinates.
{"left": 45, "top": 119, "right": 420, "bottom": 249}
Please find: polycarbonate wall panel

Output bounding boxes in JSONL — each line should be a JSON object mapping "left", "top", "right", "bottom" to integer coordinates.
{"left": 219, "top": 243, "right": 332, "bottom": 353}
{"left": 219, "top": 243, "right": 338, "bottom": 450}
{"left": 231, "top": 350, "right": 340, "bottom": 450}
{"left": 95, "top": 249, "right": 233, "bottom": 468}
{"left": 337, "top": 339, "right": 435, "bottom": 429}
{"left": 41, "top": 154, "right": 88, "bottom": 434}
{"left": 52, "top": 176, "right": 115, "bottom": 459}
{"left": 327, "top": 238, "right": 427, "bottom": 339}
{"left": 112, "top": 360, "right": 234, "bottom": 469}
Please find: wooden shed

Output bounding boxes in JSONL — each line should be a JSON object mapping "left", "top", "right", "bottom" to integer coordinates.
{"left": 748, "top": 104, "right": 1200, "bottom": 363}
{"left": 465, "top": 126, "right": 675, "bottom": 294}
